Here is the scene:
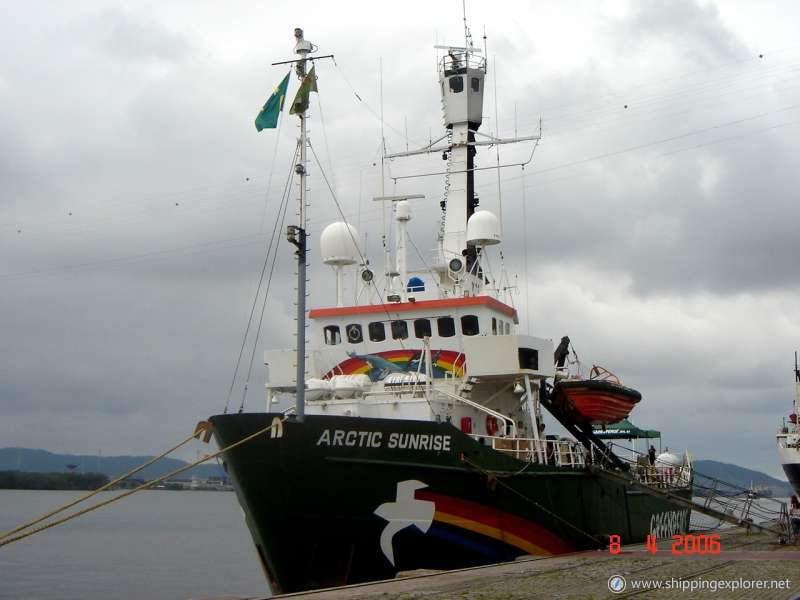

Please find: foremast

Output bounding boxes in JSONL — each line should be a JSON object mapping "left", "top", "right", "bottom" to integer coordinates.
{"left": 286, "top": 28, "right": 314, "bottom": 422}
{"left": 794, "top": 351, "right": 800, "bottom": 424}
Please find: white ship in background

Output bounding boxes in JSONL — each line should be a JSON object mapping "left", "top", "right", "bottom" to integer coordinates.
{"left": 777, "top": 353, "right": 800, "bottom": 496}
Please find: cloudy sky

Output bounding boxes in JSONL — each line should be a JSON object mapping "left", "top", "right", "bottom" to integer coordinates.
{"left": 1, "top": 0, "right": 799, "bottom": 478}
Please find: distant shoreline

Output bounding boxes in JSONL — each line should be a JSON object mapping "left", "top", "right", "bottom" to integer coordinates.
{"left": 0, "top": 470, "right": 109, "bottom": 491}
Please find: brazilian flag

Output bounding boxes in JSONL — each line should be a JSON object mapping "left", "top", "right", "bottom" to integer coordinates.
{"left": 255, "top": 72, "right": 291, "bottom": 131}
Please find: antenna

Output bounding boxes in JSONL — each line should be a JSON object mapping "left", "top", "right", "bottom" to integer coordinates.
{"left": 462, "top": 0, "right": 473, "bottom": 50}
{"left": 795, "top": 350, "right": 799, "bottom": 382}
{"left": 379, "top": 57, "right": 390, "bottom": 295}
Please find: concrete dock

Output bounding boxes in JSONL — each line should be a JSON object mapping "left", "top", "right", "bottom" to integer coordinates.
{"left": 206, "top": 528, "right": 799, "bottom": 600}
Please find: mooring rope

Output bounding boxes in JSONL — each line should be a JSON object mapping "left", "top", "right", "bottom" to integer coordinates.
{"left": 0, "top": 419, "right": 282, "bottom": 548}
{"left": 0, "top": 424, "right": 210, "bottom": 542}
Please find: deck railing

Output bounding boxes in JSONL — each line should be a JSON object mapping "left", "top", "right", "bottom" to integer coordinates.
{"left": 631, "top": 463, "right": 693, "bottom": 489}
{"left": 472, "top": 435, "right": 587, "bottom": 468}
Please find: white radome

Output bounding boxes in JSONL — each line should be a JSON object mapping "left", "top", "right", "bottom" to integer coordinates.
{"left": 656, "top": 452, "right": 683, "bottom": 467}
{"left": 466, "top": 210, "right": 502, "bottom": 246}
{"left": 320, "top": 221, "right": 361, "bottom": 266}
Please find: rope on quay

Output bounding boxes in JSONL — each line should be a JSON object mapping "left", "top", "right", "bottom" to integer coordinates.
{"left": 0, "top": 419, "right": 282, "bottom": 548}
{"left": 0, "top": 422, "right": 213, "bottom": 542}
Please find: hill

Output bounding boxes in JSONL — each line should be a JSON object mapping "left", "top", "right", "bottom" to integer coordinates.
{"left": 693, "top": 459, "right": 794, "bottom": 497}
{"left": 2, "top": 448, "right": 793, "bottom": 497}
{"left": 0, "top": 447, "right": 224, "bottom": 480}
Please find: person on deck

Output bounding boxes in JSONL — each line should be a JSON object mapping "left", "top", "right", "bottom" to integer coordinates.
{"left": 648, "top": 445, "right": 656, "bottom": 466}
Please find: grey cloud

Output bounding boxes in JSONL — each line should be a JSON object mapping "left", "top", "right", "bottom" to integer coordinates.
{"left": 1, "top": 0, "right": 799, "bottom": 479}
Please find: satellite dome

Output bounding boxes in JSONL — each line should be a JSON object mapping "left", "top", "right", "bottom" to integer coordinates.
{"left": 656, "top": 452, "right": 682, "bottom": 467}
{"left": 406, "top": 276, "right": 425, "bottom": 292}
{"left": 320, "top": 222, "right": 361, "bottom": 266}
{"left": 466, "top": 210, "right": 501, "bottom": 246}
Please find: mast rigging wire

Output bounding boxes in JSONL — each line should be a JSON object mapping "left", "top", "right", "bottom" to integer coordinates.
{"left": 258, "top": 97, "right": 288, "bottom": 233}
{"left": 308, "top": 141, "right": 408, "bottom": 351}
{"left": 238, "top": 165, "right": 294, "bottom": 412}
{"left": 223, "top": 141, "right": 299, "bottom": 414}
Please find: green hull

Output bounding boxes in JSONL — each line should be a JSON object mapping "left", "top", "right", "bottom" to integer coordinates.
{"left": 210, "top": 413, "right": 691, "bottom": 594}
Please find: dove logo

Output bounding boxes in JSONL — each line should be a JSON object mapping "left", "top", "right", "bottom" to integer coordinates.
{"left": 374, "top": 480, "right": 435, "bottom": 566}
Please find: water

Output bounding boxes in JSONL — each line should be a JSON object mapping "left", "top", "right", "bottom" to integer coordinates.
{"left": 2, "top": 490, "right": 790, "bottom": 600}
{"left": 0, "top": 490, "right": 269, "bottom": 600}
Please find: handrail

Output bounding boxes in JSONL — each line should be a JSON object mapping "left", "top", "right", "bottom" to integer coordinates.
{"left": 436, "top": 388, "right": 517, "bottom": 438}
{"left": 473, "top": 434, "right": 586, "bottom": 468}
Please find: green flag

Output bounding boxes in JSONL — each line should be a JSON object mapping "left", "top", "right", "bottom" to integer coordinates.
{"left": 290, "top": 66, "right": 318, "bottom": 115}
{"left": 255, "top": 72, "right": 290, "bottom": 131}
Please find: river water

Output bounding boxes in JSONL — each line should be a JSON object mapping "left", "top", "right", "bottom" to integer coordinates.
{"left": 0, "top": 490, "right": 268, "bottom": 600}
{"left": 1, "top": 490, "right": 790, "bottom": 600}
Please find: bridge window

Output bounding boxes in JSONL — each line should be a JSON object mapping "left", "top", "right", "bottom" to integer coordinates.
{"left": 437, "top": 317, "right": 455, "bottom": 337}
{"left": 323, "top": 325, "right": 341, "bottom": 345}
{"left": 414, "top": 318, "right": 432, "bottom": 339}
{"left": 449, "top": 75, "right": 463, "bottom": 93}
{"left": 391, "top": 320, "right": 408, "bottom": 340}
{"left": 368, "top": 322, "right": 385, "bottom": 342}
{"left": 492, "top": 317, "right": 497, "bottom": 335}
{"left": 346, "top": 324, "right": 363, "bottom": 344}
{"left": 505, "top": 322, "right": 511, "bottom": 335}
{"left": 461, "top": 315, "right": 480, "bottom": 336}
{"left": 471, "top": 77, "right": 480, "bottom": 92}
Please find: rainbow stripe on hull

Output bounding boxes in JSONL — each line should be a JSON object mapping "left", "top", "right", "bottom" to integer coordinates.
{"left": 416, "top": 489, "right": 573, "bottom": 557}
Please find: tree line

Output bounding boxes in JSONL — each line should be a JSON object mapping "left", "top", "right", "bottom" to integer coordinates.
{"left": 0, "top": 470, "right": 109, "bottom": 490}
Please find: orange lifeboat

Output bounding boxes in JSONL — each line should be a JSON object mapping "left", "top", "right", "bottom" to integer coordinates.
{"left": 552, "top": 366, "right": 641, "bottom": 425}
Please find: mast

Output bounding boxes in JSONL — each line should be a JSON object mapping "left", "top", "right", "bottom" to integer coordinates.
{"left": 290, "top": 27, "right": 313, "bottom": 422}
{"left": 795, "top": 351, "right": 799, "bottom": 417}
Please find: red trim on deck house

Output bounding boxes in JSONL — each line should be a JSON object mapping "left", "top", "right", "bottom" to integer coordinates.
{"left": 309, "top": 295, "right": 518, "bottom": 322}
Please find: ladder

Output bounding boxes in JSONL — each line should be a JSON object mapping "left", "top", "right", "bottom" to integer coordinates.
{"left": 594, "top": 465, "right": 791, "bottom": 539}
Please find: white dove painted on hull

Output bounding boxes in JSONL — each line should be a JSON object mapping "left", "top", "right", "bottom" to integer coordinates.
{"left": 374, "top": 480, "right": 435, "bottom": 566}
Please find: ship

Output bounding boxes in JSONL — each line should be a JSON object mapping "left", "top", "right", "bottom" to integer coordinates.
{"left": 209, "top": 25, "right": 694, "bottom": 595}
{"left": 777, "top": 353, "right": 800, "bottom": 496}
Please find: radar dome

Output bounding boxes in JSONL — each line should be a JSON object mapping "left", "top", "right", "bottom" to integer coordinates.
{"left": 656, "top": 452, "right": 683, "bottom": 467}
{"left": 466, "top": 210, "right": 501, "bottom": 246}
{"left": 320, "top": 222, "right": 361, "bottom": 266}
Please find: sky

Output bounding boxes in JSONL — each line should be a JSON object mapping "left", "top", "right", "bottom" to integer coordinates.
{"left": 1, "top": 0, "right": 799, "bottom": 478}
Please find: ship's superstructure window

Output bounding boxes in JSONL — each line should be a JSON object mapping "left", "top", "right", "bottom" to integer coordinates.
{"left": 449, "top": 76, "right": 463, "bottom": 93}
{"left": 368, "top": 321, "right": 385, "bottom": 342}
{"left": 346, "top": 324, "right": 363, "bottom": 344}
{"left": 492, "top": 318, "right": 497, "bottom": 335}
{"left": 471, "top": 77, "right": 480, "bottom": 92}
{"left": 323, "top": 325, "right": 341, "bottom": 345}
{"left": 505, "top": 322, "right": 511, "bottom": 335}
{"left": 414, "top": 318, "right": 432, "bottom": 339}
{"left": 437, "top": 317, "right": 455, "bottom": 337}
{"left": 461, "top": 315, "right": 480, "bottom": 336}
{"left": 519, "top": 347, "right": 539, "bottom": 370}
{"left": 391, "top": 320, "right": 408, "bottom": 340}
